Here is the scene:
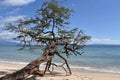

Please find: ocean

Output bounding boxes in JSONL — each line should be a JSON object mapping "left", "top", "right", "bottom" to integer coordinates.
{"left": 0, "top": 45, "right": 120, "bottom": 74}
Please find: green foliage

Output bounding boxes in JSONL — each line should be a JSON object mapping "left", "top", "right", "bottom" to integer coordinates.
{"left": 36, "top": 0, "right": 72, "bottom": 29}
{"left": 5, "top": 0, "right": 91, "bottom": 57}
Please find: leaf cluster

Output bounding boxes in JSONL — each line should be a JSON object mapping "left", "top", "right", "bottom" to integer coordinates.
{"left": 5, "top": 0, "right": 91, "bottom": 57}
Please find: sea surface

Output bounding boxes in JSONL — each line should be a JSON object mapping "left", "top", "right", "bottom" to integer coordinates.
{"left": 0, "top": 45, "right": 120, "bottom": 74}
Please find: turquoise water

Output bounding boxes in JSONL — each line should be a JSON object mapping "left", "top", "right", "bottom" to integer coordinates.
{"left": 0, "top": 45, "right": 120, "bottom": 73}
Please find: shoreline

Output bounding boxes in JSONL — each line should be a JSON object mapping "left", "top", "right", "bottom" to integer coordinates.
{"left": 1, "top": 59, "right": 120, "bottom": 74}
{"left": 0, "top": 62, "right": 120, "bottom": 80}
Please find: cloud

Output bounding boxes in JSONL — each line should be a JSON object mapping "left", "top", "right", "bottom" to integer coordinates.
{"left": 0, "top": 0, "right": 36, "bottom": 6}
{"left": 0, "top": 31, "right": 17, "bottom": 40}
{"left": 0, "top": 15, "right": 25, "bottom": 28}
{"left": 1, "top": 16, "right": 24, "bottom": 22}
{"left": 0, "top": 15, "right": 25, "bottom": 42}
{"left": 88, "top": 38, "right": 120, "bottom": 45}
{"left": 8, "top": 8, "right": 20, "bottom": 14}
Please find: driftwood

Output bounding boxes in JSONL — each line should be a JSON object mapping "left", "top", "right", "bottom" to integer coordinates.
{"left": 0, "top": 44, "right": 71, "bottom": 80}
{"left": 0, "top": 46, "right": 53, "bottom": 80}
{"left": 0, "top": 56, "right": 45, "bottom": 80}
{"left": 0, "top": 0, "right": 90, "bottom": 80}
{"left": 43, "top": 51, "right": 72, "bottom": 76}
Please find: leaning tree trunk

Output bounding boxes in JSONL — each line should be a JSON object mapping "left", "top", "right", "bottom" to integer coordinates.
{"left": 0, "top": 44, "right": 72, "bottom": 80}
{"left": 0, "top": 50, "right": 53, "bottom": 80}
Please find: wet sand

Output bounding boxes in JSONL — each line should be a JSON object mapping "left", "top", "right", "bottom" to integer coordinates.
{"left": 0, "top": 62, "right": 120, "bottom": 80}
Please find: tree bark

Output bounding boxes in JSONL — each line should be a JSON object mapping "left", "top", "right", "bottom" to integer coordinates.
{"left": 0, "top": 44, "right": 72, "bottom": 80}
{"left": 56, "top": 52, "right": 72, "bottom": 75}
{"left": 0, "top": 51, "right": 52, "bottom": 80}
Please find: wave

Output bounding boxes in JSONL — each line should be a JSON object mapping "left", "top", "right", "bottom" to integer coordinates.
{"left": 70, "top": 64, "right": 120, "bottom": 74}
{"left": 0, "top": 59, "right": 28, "bottom": 65}
{"left": 0, "top": 59, "right": 120, "bottom": 74}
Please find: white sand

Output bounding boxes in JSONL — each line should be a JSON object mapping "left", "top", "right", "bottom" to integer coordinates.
{"left": 0, "top": 62, "right": 120, "bottom": 80}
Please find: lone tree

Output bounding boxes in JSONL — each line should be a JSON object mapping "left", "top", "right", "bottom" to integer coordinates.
{"left": 0, "top": 0, "right": 90, "bottom": 80}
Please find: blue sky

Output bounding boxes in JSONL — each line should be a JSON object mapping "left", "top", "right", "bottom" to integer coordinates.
{"left": 0, "top": 0, "right": 120, "bottom": 44}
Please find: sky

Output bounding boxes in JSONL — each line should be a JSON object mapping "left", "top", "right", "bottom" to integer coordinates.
{"left": 0, "top": 0, "right": 120, "bottom": 45}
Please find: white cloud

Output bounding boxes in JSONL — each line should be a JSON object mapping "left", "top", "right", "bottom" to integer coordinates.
{"left": 0, "top": 31, "right": 17, "bottom": 40}
{"left": 0, "top": 15, "right": 25, "bottom": 28}
{"left": 1, "top": 0, "right": 36, "bottom": 6}
{"left": 8, "top": 8, "right": 20, "bottom": 14}
{"left": 1, "top": 15, "right": 24, "bottom": 22}
{"left": 88, "top": 38, "right": 120, "bottom": 45}
{"left": 0, "top": 15, "right": 25, "bottom": 41}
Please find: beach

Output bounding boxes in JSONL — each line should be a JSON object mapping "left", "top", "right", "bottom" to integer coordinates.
{"left": 0, "top": 62, "right": 120, "bottom": 80}
{"left": 0, "top": 0, "right": 120, "bottom": 79}
{"left": 0, "top": 45, "right": 120, "bottom": 80}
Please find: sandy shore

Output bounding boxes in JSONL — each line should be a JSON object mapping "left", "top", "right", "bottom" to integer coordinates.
{"left": 0, "top": 62, "right": 120, "bottom": 80}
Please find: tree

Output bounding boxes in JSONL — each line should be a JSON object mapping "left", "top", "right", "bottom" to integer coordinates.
{"left": 0, "top": 0, "right": 91, "bottom": 80}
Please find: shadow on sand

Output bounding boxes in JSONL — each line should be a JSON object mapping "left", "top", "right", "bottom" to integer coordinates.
{"left": 0, "top": 70, "right": 65, "bottom": 80}
{"left": 0, "top": 71, "right": 8, "bottom": 75}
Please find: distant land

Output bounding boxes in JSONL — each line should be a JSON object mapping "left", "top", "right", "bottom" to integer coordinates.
{"left": 87, "top": 43, "right": 120, "bottom": 46}
{"left": 0, "top": 39, "right": 120, "bottom": 46}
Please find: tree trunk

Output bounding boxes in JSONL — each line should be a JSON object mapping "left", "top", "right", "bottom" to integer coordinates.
{"left": 0, "top": 44, "right": 72, "bottom": 80}
{"left": 0, "top": 51, "right": 52, "bottom": 80}
{"left": 56, "top": 52, "right": 72, "bottom": 75}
